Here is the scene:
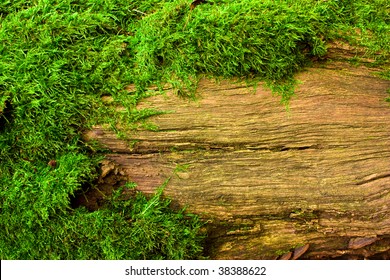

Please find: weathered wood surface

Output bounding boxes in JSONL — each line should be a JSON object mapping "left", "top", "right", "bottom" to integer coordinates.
{"left": 85, "top": 62, "right": 390, "bottom": 259}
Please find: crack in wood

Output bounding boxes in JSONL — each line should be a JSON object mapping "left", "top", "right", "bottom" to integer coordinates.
{"left": 356, "top": 173, "right": 390, "bottom": 186}
{"left": 131, "top": 142, "right": 327, "bottom": 154}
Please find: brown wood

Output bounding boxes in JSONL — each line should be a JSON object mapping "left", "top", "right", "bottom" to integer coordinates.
{"left": 83, "top": 60, "right": 390, "bottom": 259}
{"left": 292, "top": 244, "right": 310, "bottom": 260}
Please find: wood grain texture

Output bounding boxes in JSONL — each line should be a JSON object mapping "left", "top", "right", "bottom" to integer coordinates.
{"left": 84, "top": 61, "right": 390, "bottom": 259}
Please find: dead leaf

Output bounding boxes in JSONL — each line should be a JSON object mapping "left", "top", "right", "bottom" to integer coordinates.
{"left": 292, "top": 244, "right": 310, "bottom": 260}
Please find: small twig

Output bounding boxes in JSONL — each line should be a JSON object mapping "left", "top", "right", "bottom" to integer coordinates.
{"left": 132, "top": 9, "right": 147, "bottom": 16}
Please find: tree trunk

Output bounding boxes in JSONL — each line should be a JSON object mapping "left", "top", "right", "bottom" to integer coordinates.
{"left": 83, "top": 60, "right": 390, "bottom": 259}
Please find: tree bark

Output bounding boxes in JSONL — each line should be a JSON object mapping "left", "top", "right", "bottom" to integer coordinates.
{"left": 84, "top": 60, "right": 390, "bottom": 259}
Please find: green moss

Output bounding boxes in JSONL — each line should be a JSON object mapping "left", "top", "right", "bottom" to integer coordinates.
{"left": 0, "top": 0, "right": 205, "bottom": 260}
{"left": 1, "top": 0, "right": 389, "bottom": 260}
{"left": 1, "top": 182, "right": 206, "bottom": 259}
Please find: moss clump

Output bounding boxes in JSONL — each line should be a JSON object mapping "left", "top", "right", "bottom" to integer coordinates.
{"left": 131, "top": 0, "right": 389, "bottom": 102}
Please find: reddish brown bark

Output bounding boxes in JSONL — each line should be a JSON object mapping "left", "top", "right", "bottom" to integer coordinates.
{"left": 84, "top": 60, "right": 390, "bottom": 259}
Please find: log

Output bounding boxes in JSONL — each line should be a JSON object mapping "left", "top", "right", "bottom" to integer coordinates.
{"left": 83, "top": 61, "right": 390, "bottom": 259}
